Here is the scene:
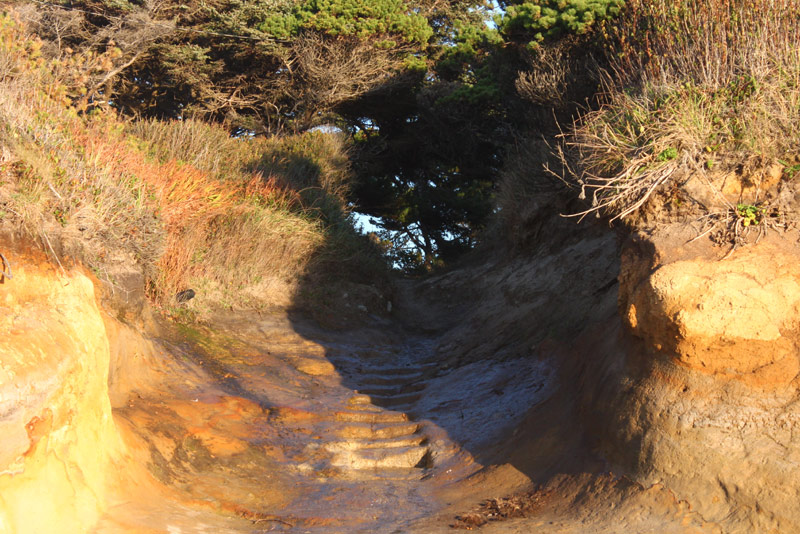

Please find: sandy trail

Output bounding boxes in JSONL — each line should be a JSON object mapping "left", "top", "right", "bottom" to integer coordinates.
{"left": 1, "top": 237, "right": 727, "bottom": 534}
{"left": 91, "top": 303, "right": 719, "bottom": 534}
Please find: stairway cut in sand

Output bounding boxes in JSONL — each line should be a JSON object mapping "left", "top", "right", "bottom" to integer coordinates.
{"left": 315, "top": 361, "right": 437, "bottom": 476}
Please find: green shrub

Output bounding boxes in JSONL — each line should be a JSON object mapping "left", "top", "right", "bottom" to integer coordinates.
{"left": 498, "top": 0, "right": 624, "bottom": 47}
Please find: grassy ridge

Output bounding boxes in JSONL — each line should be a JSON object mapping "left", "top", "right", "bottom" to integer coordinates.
{"left": 0, "top": 13, "right": 385, "bottom": 318}
{"left": 495, "top": 0, "right": 800, "bottom": 245}
{"left": 570, "top": 0, "right": 800, "bottom": 224}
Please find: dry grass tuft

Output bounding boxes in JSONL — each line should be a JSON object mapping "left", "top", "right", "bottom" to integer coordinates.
{"left": 77, "top": 121, "right": 329, "bottom": 311}
{"left": 0, "top": 13, "right": 164, "bottom": 279}
{"left": 560, "top": 0, "right": 800, "bottom": 227}
{"left": 127, "top": 118, "right": 246, "bottom": 180}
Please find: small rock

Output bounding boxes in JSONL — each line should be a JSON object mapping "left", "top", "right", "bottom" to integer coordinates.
{"left": 295, "top": 358, "right": 335, "bottom": 376}
{"left": 175, "top": 289, "right": 195, "bottom": 303}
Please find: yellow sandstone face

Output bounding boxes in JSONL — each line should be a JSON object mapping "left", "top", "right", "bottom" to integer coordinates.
{"left": 622, "top": 238, "right": 800, "bottom": 386}
{"left": 0, "top": 262, "right": 124, "bottom": 534}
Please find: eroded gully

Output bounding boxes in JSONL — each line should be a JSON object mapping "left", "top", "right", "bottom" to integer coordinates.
{"left": 94, "top": 309, "right": 554, "bottom": 534}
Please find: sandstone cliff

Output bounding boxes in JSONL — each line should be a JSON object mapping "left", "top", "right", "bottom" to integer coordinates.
{"left": 591, "top": 226, "right": 800, "bottom": 533}
{"left": 0, "top": 250, "right": 125, "bottom": 532}
{"left": 400, "top": 219, "right": 800, "bottom": 533}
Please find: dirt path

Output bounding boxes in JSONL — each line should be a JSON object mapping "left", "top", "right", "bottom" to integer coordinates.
{"left": 4, "top": 226, "right": 787, "bottom": 533}
{"left": 89, "top": 303, "right": 723, "bottom": 534}
{"left": 94, "top": 316, "right": 462, "bottom": 533}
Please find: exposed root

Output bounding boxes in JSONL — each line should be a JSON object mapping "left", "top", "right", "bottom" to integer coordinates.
{"left": 0, "top": 251, "right": 12, "bottom": 279}
{"left": 228, "top": 504, "right": 295, "bottom": 528}
{"left": 564, "top": 157, "right": 682, "bottom": 223}
{"left": 705, "top": 202, "right": 789, "bottom": 257}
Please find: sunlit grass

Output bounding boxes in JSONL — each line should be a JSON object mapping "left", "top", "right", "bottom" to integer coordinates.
{"left": 0, "top": 11, "right": 386, "bottom": 317}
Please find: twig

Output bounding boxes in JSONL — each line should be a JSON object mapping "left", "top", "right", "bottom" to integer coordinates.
{"left": 249, "top": 516, "right": 294, "bottom": 528}
{"left": 235, "top": 507, "right": 295, "bottom": 528}
{"left": 84, "top": 50, "right": 145, "bottom": 103}
{"left": 755, "top": 220, "right": 766, "bottom": 243}
{"left": 721, "top": 242, "right": 738, "bottom": 260}
{"left": 561, "top": 157, "right": 679, "bottom": 223}
{"left": 687, "top": 222, "right": 716, "bottom": 243}
{"left": 40, "top": 230, "right": 68, "bottom": 280}
{"left": 47, "top": 182, "right": 63, "bottom": 200}
{"left": 0, "top": 252, "right": 12, "bottom": 279}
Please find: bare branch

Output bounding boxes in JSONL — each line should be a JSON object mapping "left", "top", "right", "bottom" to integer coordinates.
{"left": 290, "top": 34, "right": 413, "bottom": 119}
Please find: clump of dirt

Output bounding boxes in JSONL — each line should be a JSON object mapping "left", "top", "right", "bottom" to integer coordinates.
{"left": 595, "top": 161, "right": 800, "bottom": 253}
{"left": 619, "top": 224, "right": 800, "bottom": 385}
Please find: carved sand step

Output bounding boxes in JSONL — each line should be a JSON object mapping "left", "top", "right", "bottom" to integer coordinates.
{"left": 359, "top": 375, "right": 423, "bottom": 386}
{"left": 343, "top": 396, "right": 384, "bottom": 412}
{"left": 333, "top": 410, "right": 409, "bottom": 424}
{"left": 318, "top": 360, "right": 438, "bottom": 479}
{"left": 334, "top": 422, "right": 420, "bottom": 440}
{"left": 356, "top": 382, "right": 426, "bottom": 396}
{"left": 324, "top": 435, "right": 427, "bottom": 452}
{"left": 338, "top": 469, "right": 424, "bottom": 481}
{"left": 347, "top": 394, "right": 374, "bottom": 406}
{"left": 346, "top": 403, "right": 385, "bottom": 412}
{"left": 331, "top": 446, "right": 429, "bottom": 470}
{"left": 357, "top": 367, "right": 426, "bottom": 378}
{"left": 366, "top": 391, "right": 423, "bottom": 407}
{"left": 363, "top": 361, "right": 439, "bottom": 372}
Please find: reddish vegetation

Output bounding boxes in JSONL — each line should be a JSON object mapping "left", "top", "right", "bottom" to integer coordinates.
{"left": 71, "top": 125, "right": 304, "bottom": 302}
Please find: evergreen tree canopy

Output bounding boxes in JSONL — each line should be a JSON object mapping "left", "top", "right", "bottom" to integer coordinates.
{"left": 497, "top": 0, "right": 624, "bottom": 47}
{"left": 23, "top": 0, "right": 623, "bottom": 270}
